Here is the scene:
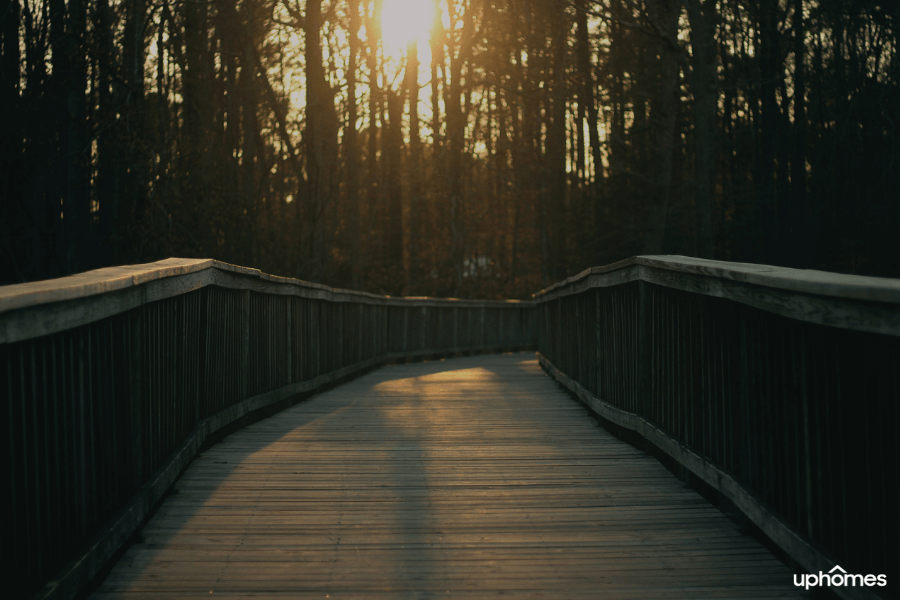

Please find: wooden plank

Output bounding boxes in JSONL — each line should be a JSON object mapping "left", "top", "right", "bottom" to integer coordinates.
{"left": 538, "top": 349, "right": 889, "bottom": 600}
{"left": 91, "top": 354, "right": 805, "bottom": 599}
{"left": 534, "top": 255, "right": 900, "bottom": 305}
{"left": 1, "top": 260, "right": 533, "bottom": 343}
{"left": 534, "top": 260, "right": 900, "bottom": 336}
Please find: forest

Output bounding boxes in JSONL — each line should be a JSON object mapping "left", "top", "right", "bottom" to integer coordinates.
{"left": 1, "top": 0, "right": 898, "bottom": 298}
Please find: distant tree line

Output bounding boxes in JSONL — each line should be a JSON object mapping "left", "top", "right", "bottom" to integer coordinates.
{"left": 2, "top": 0, "right": 898, "bottom": 297}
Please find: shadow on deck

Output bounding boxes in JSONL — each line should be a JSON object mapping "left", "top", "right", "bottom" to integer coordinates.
{"left": 90, "top": 353, "right": 807, "bottom": 599}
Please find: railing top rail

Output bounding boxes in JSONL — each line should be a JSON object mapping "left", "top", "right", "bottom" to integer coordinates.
{"left": 0, "top": 258, "right": 532, "bottom": 344}
{"left": 533, "top": 256, "right": 900, "bottom": 337}
{"left": 534, "top": 255, "right": 900, "bottom": 303}
{"left": 0, "top": 258, "right": 218, "bottom": 313}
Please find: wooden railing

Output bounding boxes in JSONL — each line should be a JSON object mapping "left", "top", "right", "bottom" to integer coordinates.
{"left": 1, "top": 259, "right": 536, "bottom": 600}
{"left": 534, "top": 256, "right": 900, "bottom": 600}
{"left": 6, "top": 256, "right": 899, "bottom": 600}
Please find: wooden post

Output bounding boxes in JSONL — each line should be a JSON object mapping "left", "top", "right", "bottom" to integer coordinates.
{"left": 638, "top": 281, "right": 651, "bottom": 420}
{"left": 799, "top": 328, "right": 813, "bottom": 539}
{"left": 128, "top": 310, "right": 143, "bottom": 489}
{"left": 480, "top": 306, "right": 486, "bottom": 349}
{"left": 241, "top": 290, "right": 250, "bottom": 400}
{"left": 595, "top": 292, "right": 602, "bottom": 400}
{"left": 286, "top": 300, "right": 292, "bottom": 384}
{"left": 336, "top": 302, "right": 343, "bottom": 370}
{"left": 402, "top": 307, "right": 409, "bottom": 355}
{"left": 421, "top": 306, "right": 427, "bottom": 353}
{"left": 738, "top": 307, "right": 752, "bottom": 484}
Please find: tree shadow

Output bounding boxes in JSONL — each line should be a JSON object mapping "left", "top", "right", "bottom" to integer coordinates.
{"left": 89, "top": 353, "right": 542, "bottom": 597}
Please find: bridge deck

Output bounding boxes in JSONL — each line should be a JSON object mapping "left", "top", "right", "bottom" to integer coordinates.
{"left": 92, "top": 353, "right": 805, "bottom": 599}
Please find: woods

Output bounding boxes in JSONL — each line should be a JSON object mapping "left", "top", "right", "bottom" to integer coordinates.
{"left": 2, "top": 0, "right": 898, "bottom": 297}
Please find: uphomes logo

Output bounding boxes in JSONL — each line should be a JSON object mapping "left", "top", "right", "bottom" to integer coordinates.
{"left": 794, "top": 565, "right": 887, "bottom": 589}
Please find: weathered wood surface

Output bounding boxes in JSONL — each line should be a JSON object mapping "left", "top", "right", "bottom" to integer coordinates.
{"left": 0, "top": 259, "right": 531, "bottom": 344}
{"left": 535, "top": 272, "right": 900, "bottom": 599}
{"left": 537, "top": 255, "right": 900, "bottom": 304}
{"left": 533, "top": 256, "right": 900, "bottom": 336}
{"left": 91, "top": 354, "right": 804, "bottom": 599}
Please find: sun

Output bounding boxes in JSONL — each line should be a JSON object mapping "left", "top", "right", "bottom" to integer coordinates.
{"left": 380, "top": 0, "right": 435, "bottom": 55}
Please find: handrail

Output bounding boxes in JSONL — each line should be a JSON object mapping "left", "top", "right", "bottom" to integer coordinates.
{"left": 2, "top": 259, "right": 536, "bottom": 600}
{"left": 6, "top": 255, "right": 899, "bottom": 600}
{"left": 534, "top": 255, "right": 899, "bottom": 600}
{"left": 536, "top": 255, "right": 900, "bottom": 303}
{"left": 534, "top": 255, "right": 900, "bottom": 335}
{"left": 0, "top": 258, "right": 529, "bottom": 344}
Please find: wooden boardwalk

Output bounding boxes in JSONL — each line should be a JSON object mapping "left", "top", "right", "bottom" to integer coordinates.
{"left": 92, "top": 353, "right": 807, "bottom": 599}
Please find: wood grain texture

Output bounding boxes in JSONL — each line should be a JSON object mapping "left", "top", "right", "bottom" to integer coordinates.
{"left": 1, "top": 260, "right": 532, "bottom": 344}
{"left": 535, "top": 256, "right": 900, "bottom": 304}
{"left": 91, "top": 354, "right": 806, "bottom": 599}
{"left": 7, "top": 254, "right": 898, "bottom": 344}
{"left": 535, "top": 352, "right": 872, "bottom": 599}
{"left": 533, "top": 258, "right": 900, "bottom": 336}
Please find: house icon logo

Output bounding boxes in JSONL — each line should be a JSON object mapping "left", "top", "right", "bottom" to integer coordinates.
{"left": 793, "top": 564, "right": 886, "bottom": 589}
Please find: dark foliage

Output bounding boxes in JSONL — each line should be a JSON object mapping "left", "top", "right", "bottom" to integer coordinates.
{"left": 2, "top": 0, "right": 898, "bottom": 296}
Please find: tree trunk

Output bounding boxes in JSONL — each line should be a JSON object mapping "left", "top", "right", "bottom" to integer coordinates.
{"left": 182, "top": 0, "right": 212, "bottom": 252}
{"left": 575, "top": 0, "right": 602, "bottom": 185}
{"left": 445, "top": 0, "right": 478, "bottom": 289}
{"left": 547, "top": 3, "right": 568, "bottom": 280}
{"left": 757, "top": 0, "right": 780, "bottom": 263}
{"left": 790, "top": 0, "right": 810, "bottom": 266}
{"left": 346, "top": 0, "right": 362, "bottom": 286}
{"left": 606, "top": 0, "right": 627, "bottom": 243}
{"left": 642, "top": 0, "right": 682, "bottom": 255}
{"left": 405, "top": 41, "right": 422, "bottom": 291}
{"left": 240, "top": 1, "right": 261, "bottom": 266}
{"left": 304, "top": 0, "right": 339, "bottom": 279}
{"left": 0, "top": 0, "right": 24, "bottom": 281}
{"left": 385, "top": 89, "right": 404, "bottom": 285}
{"left": 687, "top": 0, "right": 716, "bottom": 258}
{"left": 56, "top": 0, "right": 90, "bottom": 272}
{"left": 365, "top": 0, "right": 382, "bottom": 278}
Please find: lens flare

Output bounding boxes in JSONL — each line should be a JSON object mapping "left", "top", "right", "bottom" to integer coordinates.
{"left": 381, "top": 0, "right": 435, "bottom": 54}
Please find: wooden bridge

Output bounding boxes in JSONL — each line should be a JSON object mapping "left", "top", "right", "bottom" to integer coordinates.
{"left": 3, "top": 257, "right": 899, "bottom": 599}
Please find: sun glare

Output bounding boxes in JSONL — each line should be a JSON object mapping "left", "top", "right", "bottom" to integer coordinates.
{"left": 381, "top": 0, "right": 435, "bottom": 55}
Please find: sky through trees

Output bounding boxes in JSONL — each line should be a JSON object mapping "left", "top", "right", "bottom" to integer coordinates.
{"left": 2, "top": 0, "right": 898, "bottom": 297}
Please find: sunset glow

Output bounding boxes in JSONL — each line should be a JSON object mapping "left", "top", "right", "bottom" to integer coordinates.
{"left": 380, "top": 0, "right": 435, "bottom": 55}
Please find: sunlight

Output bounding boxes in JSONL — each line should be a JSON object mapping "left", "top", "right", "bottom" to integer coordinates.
{"left": 381, "top": 0, "right": 435, "bottom": 56}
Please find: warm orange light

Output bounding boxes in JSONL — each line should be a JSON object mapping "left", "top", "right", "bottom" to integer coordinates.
{"left": 380, "top": 0, "right": 435, "bottom": 55}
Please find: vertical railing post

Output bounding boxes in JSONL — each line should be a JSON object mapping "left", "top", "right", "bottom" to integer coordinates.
{"left": 737, "top": 307, "right": 752, "bottom": 485}
{"left": 638, "top": 279, "right": 650, "bottom": 420}
{"left": 127, "top": 310, "right": 144, "bottom": 488}
{"left": 595, "top": 291, "right": 601, "bottom": 399}
{"left": 421, "top": 306, "right": 427, "bottom": 353}
{"left": 241, "top": 290, "right": 250, "bottom": 400}
{"left": 197, "top": 288, "right": 208, "bottom": 422}
{"left": 574, "top": 296, "right": 581, "bottom": 383}
{"left": 379, "top": 304, "right": 386, "bottom": 358}
{"left": 337, "top": 303, "right": 343, "bottom": 370}
{"left": 556, "top": 297, "right": 562, "bottom": 366}
{"left": 480, "top": 306, "right": 486, "bottom": 349}
{"left": 453, "top": 307, "right": 458, "bottom": 350}
{"left": 799, "top": 328, "right": 814, "bottom": 539}
{"left": 402, "top": 306, "right": 409, "bottom": 355}
{"left": 376, "top": 303, "right": 381, "bottom": 359}
{"left": 286, "top": 300, "right": 292, "bottom": 384}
